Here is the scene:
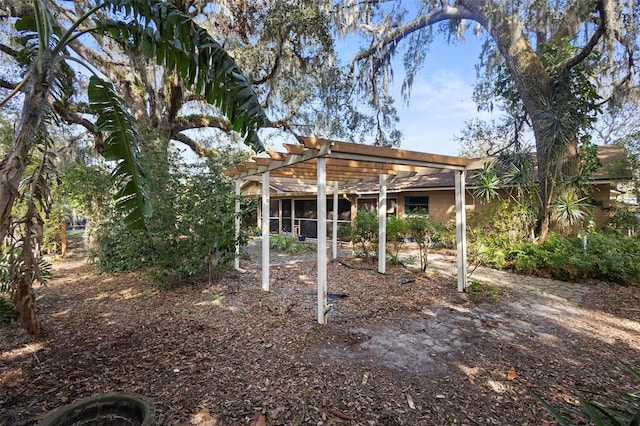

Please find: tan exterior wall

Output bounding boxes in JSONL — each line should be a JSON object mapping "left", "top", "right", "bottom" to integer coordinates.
{"left": 592, "top": 183, "right": 612, "bottom": 227}
{"left": 395, "top": 190, "right": 475, "bottom": 223}
{"left": 244, "top": 185, "right": 614, "bottom": 228}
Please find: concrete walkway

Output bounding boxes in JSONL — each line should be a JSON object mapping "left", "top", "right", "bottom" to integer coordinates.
{"left": 423, "top": 252, "right": 590, "bottom": 306}
{"left": 243, "top": 236, "right": 590, "bottom": 307}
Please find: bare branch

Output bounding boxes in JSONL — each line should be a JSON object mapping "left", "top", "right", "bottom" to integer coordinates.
{"left": 350, "top": 4, "right": 475, "bottom": 69}
{"left": 171, "top": 115, "right": 233, "bottom": 134}
{"left": 171, "top": 133, "right": 219, "bottom": 158}
{"left": 0, "top": 43, "right": 18, "bottom": 57}
{"left": 548, "top": 0, "right": 599, "bottom": 45}
{"left": 52, "top": 103, "right": 98, "bottom": 138}
{"left": 0, "top": 78, "right": 17, "bottom": 90}
{"left": 555, "top": 1, "right": 605, "bottom": 75}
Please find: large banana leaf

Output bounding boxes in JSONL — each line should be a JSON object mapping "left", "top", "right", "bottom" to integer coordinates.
{"left": 88, "top": 76, "right": 152, "bottom": 230}
{"left": 97, "top": 0, "right": 267, "bottom": 152}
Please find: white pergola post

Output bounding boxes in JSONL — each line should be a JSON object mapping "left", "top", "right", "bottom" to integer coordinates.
{"left": 378, "top": 174, "right": 387, "bottom": 274}
{"left": 332, "top": 181, "right": 338, "bottom": 260}
{"left": 234, "top": 179, "right": 241, "bottom": 271}
{"left": 455, "top": 170, "right": 468, "bottom": 291}
{"left": 261, "top": 172, "right": 270, "bottom": 291}
{"left": 291, "top": 200, "right": 296, "bottom": 237}
{"left": 317, "top": 157, "right": 328, "bottom": 324}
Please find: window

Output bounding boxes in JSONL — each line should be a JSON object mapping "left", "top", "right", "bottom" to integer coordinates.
{"left": 404, "top": 196, "right": 429, "bottom": 215}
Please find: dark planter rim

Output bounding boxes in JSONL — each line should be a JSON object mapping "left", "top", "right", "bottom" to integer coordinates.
{"left": 38, "top": 392, "right": 155, "bottom": 426}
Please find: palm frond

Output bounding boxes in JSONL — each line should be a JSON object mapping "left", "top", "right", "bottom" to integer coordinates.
{"left": 88, "top": 76, "right": 151, "bottom": 230}
{"left": 96, "top": 0, "right": 267, "bottom": 152}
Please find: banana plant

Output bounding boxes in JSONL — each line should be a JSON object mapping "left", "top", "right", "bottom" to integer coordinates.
{"left": 0, "top": 0, "right": 267, "bottom": 335}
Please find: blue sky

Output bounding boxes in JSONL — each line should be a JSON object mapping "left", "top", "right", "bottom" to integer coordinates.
{"left": 380, "top": 34, "right": 495, "bottom": 156}
{"left": 262, "top": 33, "right": 496, "bottom": 157}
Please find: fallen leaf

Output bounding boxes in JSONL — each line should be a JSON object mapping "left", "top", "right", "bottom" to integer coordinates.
{"left": 407, "top": 394, "right": 416, "bottom": 410}
{"left": 328, "top": 408, "right": 354, "bottom": 421}
{"left": 507, "top": 366, "right": 517, "bottom": 381}
{"left": 250, "top": 414, "right": 266, "bottom": 426}
{"left": 362, "top": 372, "right": 369, "bottom": 386}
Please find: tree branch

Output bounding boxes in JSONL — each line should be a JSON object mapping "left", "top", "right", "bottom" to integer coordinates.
{"left": 52, "top": 103, "right": 98, "bottom": 138}
{"left": 0, "top": 78, "right": 17, "bottom": 90}
{"left": 171, "top": 133, "right": 219, "bottom": 158}
{"left": 350, "top": 4, "right": 475, "bottom": 69}
{"left": 557, "top": 2, "right": 605, "bottom": 74}
{"left": 0, "top": 43, "right": 19, "bottom": 58}
{"left": 548, "top": 0, "right": 599, "bottom": 45}
{"left": 171, "top": 114, "right": 233, "bottom": 134}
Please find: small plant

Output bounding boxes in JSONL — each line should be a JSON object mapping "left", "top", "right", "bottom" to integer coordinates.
{"left": 350, "top": 210, "right": 379, "bottom": 258}
{"left": 534, "top": 362, "right": 640, "bottom": 425}
{"left": 386, "top": 216, "right": 408, "bottom": 264}
{"left": 466, "top": 279, "right": 499, "bottom": 303}
{"left": 269, "top": 236, "right": 315, "bottom": 254}
{"left": 0, "top": 295, "right": 18, "bottom": 324}
{"left": 406, "top": 214, "right": 437, "bottom": 272}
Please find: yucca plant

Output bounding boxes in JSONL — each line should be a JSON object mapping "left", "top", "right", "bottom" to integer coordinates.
{"left": 473, "top": 161, "right": 501, "bottom": 203}
{"left": 0, "top": 0, "right": 267, "bottom": 336}
{"left": 552, "top": 189, "right": 591, "bottom": 233}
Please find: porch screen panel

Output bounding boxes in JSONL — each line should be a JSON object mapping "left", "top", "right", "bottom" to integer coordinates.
{"left": 269, "top": 199, "right": 280, "bottom": 233}
{"left": 295, "top": 200, "right": 318, "bottom": 238}
{"left": 281, "top": 199, "right": 292, "bottom": 233}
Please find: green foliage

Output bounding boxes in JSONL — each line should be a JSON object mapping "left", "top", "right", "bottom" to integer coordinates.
{"left": 505, "top": 232, "right": 640, "bottom": 285}
{"left": 406, "top": 215, "right": 439, "bottom": 272}
{"left": 467, "top": 200, "right": 537, "bottom": 269}
{"left": 94, "top": 0, "right": 267, "bottom": 151}
{"left": 617, "top": 132, "right": 640, "bottom": 203}
{"left": 350, "top": 211, "right": 378, "bottom": 258}
{"left": 466, "top": 279, "right": 498, "bottom": 303}
{"left": 0, "top": 294, "right": 18, "bottom": 324}
{"left": 93, "top": 160, "right": 247, "bottom": 284}
{"left": 0, "top": 247, "right": 52, "bottom": 291}
{"left": 88, "top": 76, "right": 152, "bottom": 230}
{"left": 610, "top": 204, "right": 640, "bottom": 235}
{"left": 551, "top": 190, "right": 591, "bottom": 234}
{"left": 534, "top": 362, "right": 640, "bottom": 426}
{"left": 474, "top": 161, "right": 501, "bottom": 203}
{"left": 386, "top": 216, "right": 408, "bottom": 264}
{"left": 269, "top": 236, "right": 315, "bottom": 254}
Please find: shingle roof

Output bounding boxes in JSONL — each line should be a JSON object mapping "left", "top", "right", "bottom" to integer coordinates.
{"left": 263, "top": 144, "right": 628, "bottom": 195}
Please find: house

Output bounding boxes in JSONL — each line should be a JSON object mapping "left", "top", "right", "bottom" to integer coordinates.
{"left": 226, "top": 137, "right": 628, "bottom": 324}
{"left": 240, "top": 144, "right": 628, "bottom": 238}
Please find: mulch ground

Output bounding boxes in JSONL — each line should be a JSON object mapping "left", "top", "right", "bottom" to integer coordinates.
{"left": 1, "top": 245, "right": 639, "bottom": 425}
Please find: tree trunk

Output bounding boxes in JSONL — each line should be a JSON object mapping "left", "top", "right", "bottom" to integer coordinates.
{"left": 1, "top": 60, "right": 52, "bottom": 337}
{"left": 0, "top": 62, "right": 51, "bottom": 243}
{"left": 465, "top": 0, "right": 580, "bottom": 241}
{"left": 60, "top": 221, "right": 67, "bottom": 259}
{"left": 12, "top": 275, "right": 43, "bottom": 337}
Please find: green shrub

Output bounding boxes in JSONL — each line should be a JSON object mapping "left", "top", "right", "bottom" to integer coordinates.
{"left": 0, "top": 294, "right": 18, "bottom": 324}
{"left": 93, "top": 162, "right": 246, "bottom": 284}
{"left": 467, "top": 200, "right": 537, "bottom": 270}
{"left": 406, "top": 215, "right": 440, "bottom": 272}
{"left": 269, "top": 236, "right": 315, "bottom": 254}
{"left": 504, "top": 232, "right": 640, "bottom": 285}
{"left": 351, "top": 211, "right": 378, "bottom": 258}
{"left": 386, "top": 216, "right": 408, "bottom": 264}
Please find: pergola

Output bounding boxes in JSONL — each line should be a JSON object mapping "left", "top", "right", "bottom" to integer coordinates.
{"left": 224, "top": 137, "right": 486, "bottom": 324}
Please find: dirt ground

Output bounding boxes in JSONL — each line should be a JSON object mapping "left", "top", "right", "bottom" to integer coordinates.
{"left": 1, "top": 240, "right": 639, "bottom": 425}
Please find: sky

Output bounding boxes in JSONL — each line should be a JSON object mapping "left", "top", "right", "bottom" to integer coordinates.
{"left": 376, "top": 35, "right": 495, "bottom": 157}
